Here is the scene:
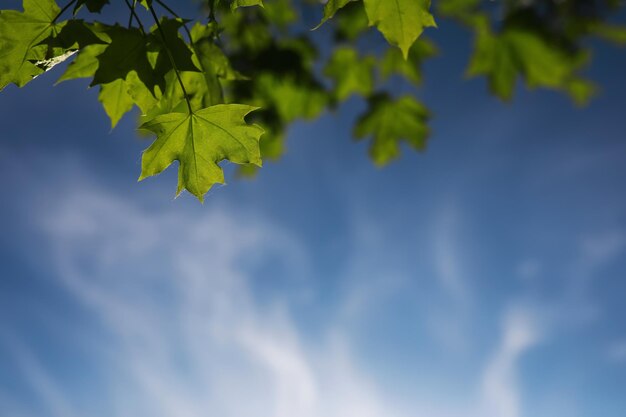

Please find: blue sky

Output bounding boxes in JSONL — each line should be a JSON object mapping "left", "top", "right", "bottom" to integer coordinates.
{"left": 1, "top": 3, "right": 626, "bottom": 417}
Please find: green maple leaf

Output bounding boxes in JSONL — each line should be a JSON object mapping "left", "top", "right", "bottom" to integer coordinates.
{"left": 149, "top": 18, "right": 199, "bottom": 79}
{"left": 252, "top": 73, "right": 327, "bottom": 122}
{"left": 191, "top": 23, "right": 243, "bottom": 82}
{"left": 468, "top": 23, "right": 594, "bottom": 103}
{"left": 91, "top": 26, "right": 159, "bottom": 93}
{"left": 99, "top": 79, "right": 134, "bottom": 128}
{"left": 324, "top": 47, "right": 374, "bottom": 101}
{"left": 363, "top": 0, "right": 436, "bottom": 58}
{"left": 0, "top": 0, "right": 67, "bottom": 90}
{"left": 43, "top": 19, "right": 106, "bottom": 50}
{"left": 354, "top": 94, "right": 429, "bottom": 166}
{"left": 56, "top": 43, "right": 107, "bottom": 82}
{"left": 139, "top": 105, "right": 264, "bottom": 201}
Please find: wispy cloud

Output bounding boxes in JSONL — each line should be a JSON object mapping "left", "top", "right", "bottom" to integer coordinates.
{"left": 0, "top": 338, "right": 76, "bottom": 417}
{"left": 480, "top": 308, "right": 541, "bottom": 417}
{"left": 5, "top": 149, "right": 620, "bottom": 417}
{"left": 19, "top": 181, "right": 408, "bottom": 417}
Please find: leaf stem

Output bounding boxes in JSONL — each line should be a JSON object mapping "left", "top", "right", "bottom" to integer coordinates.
{"left": 154, "top": 0, "right": 193, "bottom": 42}
{"left": 127, "top": 0, "right": 137, "bottom": 29}
{"left": 53, "top": 0, "right": 77, "bottom": 23}
{"left": 208, "top": 0, "right": 216, "bottom": 23}
{"left": 147, "top": 3, "right": 193, "bottom": 114}
{"left": 122, "top": 0, "right": 146, "bottom": 34}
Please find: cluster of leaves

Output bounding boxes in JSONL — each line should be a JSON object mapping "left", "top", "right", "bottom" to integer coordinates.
{"left": 0, "top": 0, "right": 624, "bottom": 200}
{"left": 438, "top": 0, "right": 626, "bottom": 102}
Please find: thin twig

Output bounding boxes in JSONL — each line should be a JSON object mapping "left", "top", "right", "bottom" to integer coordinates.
{"left": 147, "top": 3, "right": 193, "bottom": 114}
{"left": 208, "top": 0, "right": 216, "bottom": 23}
{"left": 154, "top": 0, "right": 193, "bottom": 42}
{"left": 122, "top": 0, "right": 146, "bottom": 34}
{"left": 53, "top": 0, "right": 77, "bottom": 23}
{"left": 127, "top": 0, "right": 137, "bottom": 28}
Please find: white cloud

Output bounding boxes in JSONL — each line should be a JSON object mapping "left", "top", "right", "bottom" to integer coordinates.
{"left": 425, "top": 200, "right": 475, "bottom": 354}
{"left": 0, "top": 338, "right": 76, "bottom": 417}
{"left": 18, "top": 182, "right": 408, "bottom": 417}
{"left": 0, "top": 156, "right": 564, "bottom": 417}
{"left": 480, "top": 308, "right": 541, "bottom": 417}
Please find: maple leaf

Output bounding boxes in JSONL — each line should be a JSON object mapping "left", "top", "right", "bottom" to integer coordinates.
{"left": 91, "top": 26, "right": 159, "bottom": 92}
{"left": 139, "top": 105, "right": 264, "bottom": 201}
{"left": 56, "top": 43, "right": 107, "bottom": 83}
{"left": 354, "top": 94, "right": 429, "bottom": 166}
{"left": 324, "top": 47, "right": 374, "bottom": 101}
{"left": 363, "top": 0, "right": 436, "bottom": 58}
{"left": 0, "top": 0, "right": 66, "bottom": 90}
{"left": 468, "top": 22, "right": 594, "bottom": 104}
{"left": 148, "top": 18, "right": 199, "bottom": 79}
{"left": 99, "top": 79, "right": 135, "bottom": 128}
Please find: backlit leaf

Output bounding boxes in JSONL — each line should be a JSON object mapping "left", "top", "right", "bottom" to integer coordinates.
{"left": 363, "top": 0, "right": 436, "bottom": 58}
{"left": 324, "top": 47, "right": 374, "bottom": 101}
{"left": 354, "top": 94, "right": 429, "bottom": 166}
{"left": 0, "top": 0, "right": 65, "bottom": 90}
{"left": 99, "top": 79, "right": 134, "bottom": 128}
{"left": 139, "top": 105, "right": 263, "bottom": 201}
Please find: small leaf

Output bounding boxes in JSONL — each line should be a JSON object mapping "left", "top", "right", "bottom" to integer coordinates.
{"left": 363, "top": 0, "right": 436, "bottom": 58}
{"left": 149, "top": 18, "right": 199, "bottom": 77}
{"left": 91, "top": 26, "right": 158, "bottom": 93}
{"left": 39, "top": 19, "right": 106, "bottom": 52}
{"left": 468, "top": 22, "right": 594, "bottom": 103}
{"left": 354, "top": 94, "right": 430, "bottom": 166}
{"left": 139, "top": 105, "right": 264, "bottom": 201}
{"left": 324, "top": 47, "right": 374, "bottom": 101}
{"left": 56, "top": 43, "right": 108, "bottom": 83}
{"left": 99, "top": 79, "right": 134, "bottom": 128}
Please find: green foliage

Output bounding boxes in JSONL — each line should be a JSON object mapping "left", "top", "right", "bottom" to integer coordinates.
{"left": 0, "top": 0, "right": 65, "bottom": 90}
{"left": 139, "top": 105, "right": 263, "bottom": 201}
{"left": 355, "top": 94, "right": 429, "bottom": 166}
{"left": 0, "top": 0, "right": 624, "bottom": 200}
{"left": 362, "top": 0, "right": 437, "bottom": 58}
{"left": 468, "top": 22, "right": 595, "bottom": 103}
{"left": 324, "top": 47, "right": 374, "bottom": 101}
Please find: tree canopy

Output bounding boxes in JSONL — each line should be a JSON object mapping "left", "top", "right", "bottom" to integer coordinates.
{"left": 1, "top": 0, "right": 624, "bottom": 201}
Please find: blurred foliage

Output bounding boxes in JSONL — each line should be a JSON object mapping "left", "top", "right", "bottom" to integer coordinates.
{"left": 0, "top": 0, "right": 624, "bottom": 200}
